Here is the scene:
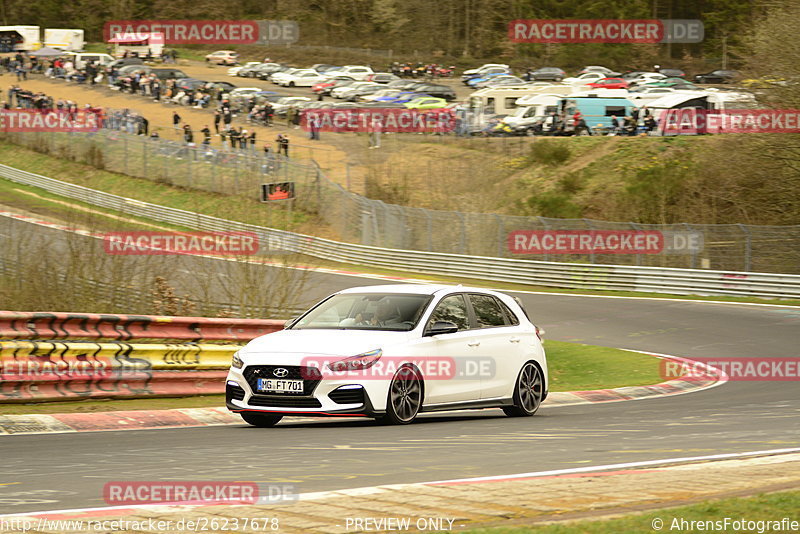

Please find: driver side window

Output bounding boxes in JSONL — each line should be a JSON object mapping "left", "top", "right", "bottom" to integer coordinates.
{"left": 428, "top": 294, "right": 469, "bottom": 331}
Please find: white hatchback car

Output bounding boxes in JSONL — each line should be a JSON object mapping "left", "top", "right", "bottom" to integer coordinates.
{"left": 226, "top": 284, "right": 548, "bottom": 426}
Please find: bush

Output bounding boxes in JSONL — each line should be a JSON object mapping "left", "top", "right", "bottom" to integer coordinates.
{"left": 528, "top": 141, "right": 572, "bottom": 166}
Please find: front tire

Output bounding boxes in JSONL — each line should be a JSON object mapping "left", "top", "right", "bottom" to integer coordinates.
{"left": 379, "top": 365, "right": 423, "bottom": 425}
{"left": 240, "top": 412, "right": 283, "bottom": 427}
{"left": 503, "top": 362, "right": 543, "bottom": 417}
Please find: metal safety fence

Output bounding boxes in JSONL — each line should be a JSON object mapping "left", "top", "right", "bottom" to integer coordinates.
{"left": 1, "top": 128, "right": 799, "bottom": 274}
{"left": 2, "top": 163, "right": 799, "bottom": 299}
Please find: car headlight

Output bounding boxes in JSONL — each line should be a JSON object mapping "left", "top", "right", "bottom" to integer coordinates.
{"left": 231, "top": 351, "right": 244, "bottom": 369}
{"left": 327, "top": 349, "right": 382, "bottom": 372}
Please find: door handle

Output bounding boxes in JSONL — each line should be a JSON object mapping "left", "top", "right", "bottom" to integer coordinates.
{"left": 509, "top": 337, "right": 521, "bottom": 343}
{"left": 467, "top": 341, "right": 480, "bottom": 347}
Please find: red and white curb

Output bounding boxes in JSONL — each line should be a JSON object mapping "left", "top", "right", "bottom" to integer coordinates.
{"left": 0, "top": 352, "right": 725, "bottom": 436}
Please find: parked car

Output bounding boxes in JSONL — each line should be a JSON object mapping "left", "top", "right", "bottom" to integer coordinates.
{"left": 579, "top": 65, "right": 621, "bottom": 77}
{"left": 367, "top": 72, "right": 401, "bottom": 84}
{"left": 272, "top": 96, "right": 312, "bottom": 116}
{"left": 149, "top": 68, "right": 189, "bottom": 81}
{"left": 463, "top": 63, "right": 510, "bottom": 76}
{"left": 312, "top": 64, "right": 340, "bottom": 73}
{"left": 561, "top": 72, "right": 607, "bottom": 86}
{"left": 313, "top": 76, "right": 357, "bottom": 95}
{"left": 225, "top": 284, "right": 548, "bottom": 426}
{"left": 270, "top": 68, "right": 310, "bottom": 85}
{"left": 474, "top": 75, "right": 527, "bottom": 89}
{"left": 694, "top": 70, "right": 740, "bottom": 84}
{"left": 658, "top": 68, "right": 686, "bottom": 78}
{"left": 106, "top": 57, "right": 143, "bottom": 73}
{"left": 342, "top": 84, "right": 386, "bottom": 101}
{"left": 463, "top": 66, "right": 511, "bottom": 85}
{"left": 206, "top": 51, "right": 239, "bottom": 65}
{"left": 324, "top": 65, "right": 375, "bottom": 81}
{"left": 627, "top": 72, "right": 668, "bottom": 86}
{"left": 404, "top": 83, "right": 456, "bottom": 101}
{"left": 621, "top": 70, "right": 648, "bottom": 80}
{"left": 404, "top": 96, "right": 449, "bottom": 109}
{"left": 360, "top": 89, "right": 404, "bottom": 102}
{"left": 331, "top": 81, "right": 380, "bottom": 99}
{"left": 529, "top": 67, "right": 566, "bottom": 81}
{"left": 276, "top": 70, "right": 329, "bottom": 87}
{"left": 236, "top": 62, "right": 264, "bottom": 77}
{"left": 586, "top": 77, "right": 629, "bottom": 90}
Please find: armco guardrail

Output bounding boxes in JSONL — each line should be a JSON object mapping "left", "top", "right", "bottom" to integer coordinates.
{"left": 0, "top": 340, "right": 241, "bottom": 402}
{"left": 0, "top": 311, "right": 284, "bottom": 341}
{"left": 2, "top": 164, "right": 799, "bottom": 299}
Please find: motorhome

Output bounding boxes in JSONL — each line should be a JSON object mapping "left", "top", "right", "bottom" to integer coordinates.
{"left": 502, "top": 94, "right": 562, "bottom": 132}
{"left": 469, "top": 84, "right": 573, "bottom": 116}
{"left": 0, "top": 25, "right": 40, "bottom": 52}
{"left": 44, "top": 29, "right": 85, "bottom": 51}
{"left": 647, "top": 91, "right": 759, "bottom": 122}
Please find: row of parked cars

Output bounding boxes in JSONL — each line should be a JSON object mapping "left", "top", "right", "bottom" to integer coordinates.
{"left": 226, "top": 61, "right": 458, "bottom": 109}
{"left": 461, "top": 63, "right": 741, "bottom": 88}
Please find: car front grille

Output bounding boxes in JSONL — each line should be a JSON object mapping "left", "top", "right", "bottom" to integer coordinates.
{"left": 248, "top": 395, "right": 322, "bottom": 408}
{"left": 243, "top": 365, "right": 322, "bottom": 396}
{"left": 329, "top": 387, "right": 365, "bottom": 405}
{"left": 226, "top": 383, "right": 246, "bottom": 402}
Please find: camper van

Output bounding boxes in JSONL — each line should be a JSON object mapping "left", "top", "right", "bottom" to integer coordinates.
{"left": 502, "top": 94, "right": 562, "bottom": 133}
{"left": 44, "top": 29, "right": 85, "bottom": 51}
{"left": 469, "top": 84, "right": 573, "bottom": 116}
{"left": 0, "top": 25, "right": 40, "bottom": 52}
{"left": 647, "top": 91, "right": 759, "bottom": 123}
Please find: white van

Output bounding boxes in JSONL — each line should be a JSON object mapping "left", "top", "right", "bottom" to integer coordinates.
{"left": 44, "top": 29, "right": 85, "bottom": 51}
{"left": 325, "top": 65, "right": 374, "bottom": 81}
{"left": 0, "top": 25, "right": 40, "bottom": 51}
{"left": 67, "top": 53, "right": 115, "bottom": 70}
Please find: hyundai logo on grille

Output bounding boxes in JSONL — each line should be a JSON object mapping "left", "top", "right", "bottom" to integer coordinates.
{"left": 273, "top": 368, "right": 289, "bottom": 378}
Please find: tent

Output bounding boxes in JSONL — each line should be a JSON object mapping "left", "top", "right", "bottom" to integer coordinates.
{"left": 30, "top": 46, "right": 67, "bottom": 57}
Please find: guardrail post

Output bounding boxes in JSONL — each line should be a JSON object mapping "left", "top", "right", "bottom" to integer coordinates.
{"left": 738, "top": 223, "right": 752, "bottom": 272}
{"left": 457, "top": 212, "right": 467, "bottom": 254}
{"left": 583, "top": 218, "right": 596, "bottom": 264}
{"left": 496, "top": 214, "right": 504, "bottom": 258}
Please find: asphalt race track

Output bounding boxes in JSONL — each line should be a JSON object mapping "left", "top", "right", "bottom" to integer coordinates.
{"left": 1, "top": 215, "right": 799, "bottom": 514}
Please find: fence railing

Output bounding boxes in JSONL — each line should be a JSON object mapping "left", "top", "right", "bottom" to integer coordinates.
{"left": 2, "top": 163, "right": 799, "bottom": 299}
{"left": 2, "top": 128, "right": 798, "bottom": 274}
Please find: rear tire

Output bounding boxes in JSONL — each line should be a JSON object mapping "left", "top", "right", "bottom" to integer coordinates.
{"left": 503, "top": 362, "right": 543, "bottom": 417}
{"left": 240, "top": 412, "right": 283, "bottom": 427}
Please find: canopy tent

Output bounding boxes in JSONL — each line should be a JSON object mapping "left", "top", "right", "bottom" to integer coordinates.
{"left": 29, "top": 46, "right": 68, "bottom": 57}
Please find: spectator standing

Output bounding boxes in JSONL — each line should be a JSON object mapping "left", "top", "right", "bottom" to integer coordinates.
{"left": 213, "top": 110, "right": 221, "bottom": 134}
{"left": 173, "top": 112, "right": 181, "bottom": 132}
{"left": 248, "top": 131, "right": 256, "bottom": 151}
{"left": 201, "top": 125, "right": 211, "bottom": 146}
{"left": 368, "top": 116, "right": 382, "bottom": 148}
{"left": 286, "top": 106, "right": 296, "bottom": 128}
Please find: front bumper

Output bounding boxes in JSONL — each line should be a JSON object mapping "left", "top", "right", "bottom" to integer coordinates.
{"left": 225, "top": 367, "right": 385, "bottom": 418}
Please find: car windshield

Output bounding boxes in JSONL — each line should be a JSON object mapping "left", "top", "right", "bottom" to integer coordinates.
{"left": 290, "top": 293, "right": 432, "bottom": 331}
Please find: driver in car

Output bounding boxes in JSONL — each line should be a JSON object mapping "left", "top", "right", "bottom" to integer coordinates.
{"left": 355, "top": 299, "right": 402, "bottom": 327}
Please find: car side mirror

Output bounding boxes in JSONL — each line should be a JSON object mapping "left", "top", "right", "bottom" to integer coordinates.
{"left": 425, "top": 321, "right": 459, "bottom": 337}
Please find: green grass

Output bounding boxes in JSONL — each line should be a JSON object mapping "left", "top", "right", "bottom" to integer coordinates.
{"left": 546, "top": 341, "right": 661, "bottom": 392}
{"left": 464, "top": 490, "right": 800, "bottom": 533}
{"left": 3, "top": 342, "right": 663, "bottom": 413}
{"left": 0, "top": 395, "right": 226, "bottom": 414}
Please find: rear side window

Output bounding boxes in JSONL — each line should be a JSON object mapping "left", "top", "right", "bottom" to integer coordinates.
{"left": 605, "top": 106, "right": 626, "bottom": 116}
{"left": 469, "top": 294, "right": 507, "bottom": 328}
{"left": 429, "top": 294, "right": 469, "bottom": 331}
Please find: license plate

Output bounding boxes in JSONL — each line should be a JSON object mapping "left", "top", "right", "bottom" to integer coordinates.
{"left": 256, "top": 378, "right": 304, "bottom": 394}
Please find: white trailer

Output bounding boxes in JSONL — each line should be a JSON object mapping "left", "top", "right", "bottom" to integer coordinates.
{"left": 109, "top": 32, "right": 165, "bottom": 59}
{"left": 44, "top": 29, "right": 85, "bottom": 51}
{"left": 0, "top": 25, "right": 41, "bottom": 51}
